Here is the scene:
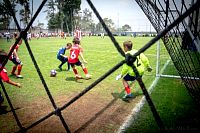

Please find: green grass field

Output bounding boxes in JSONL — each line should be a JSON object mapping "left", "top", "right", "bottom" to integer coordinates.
{"left": 1, "top": 36, "right": 166, "bottom": 102}
{"left": 1, "top": 36, "right": 198, "bottom": 132}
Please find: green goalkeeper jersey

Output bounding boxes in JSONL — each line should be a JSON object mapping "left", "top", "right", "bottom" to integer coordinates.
{"left": 121, "top": 49, "right": 151, "bottom": 77}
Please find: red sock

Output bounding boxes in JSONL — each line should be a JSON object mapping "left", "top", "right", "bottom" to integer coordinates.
{"left": 11, "top": 66, "right": 17, "bottom": 74}
{"left": 125, "top": 86, "right": 131, "bottom": 94}
{"left": 83, "top": 67, "right": 88, "bottom": 74}
{"left": 73, "top": 68, "right": 78, "bottom": 75}
{"left": 17, "top": 65, "right": 22, "bottom": 75}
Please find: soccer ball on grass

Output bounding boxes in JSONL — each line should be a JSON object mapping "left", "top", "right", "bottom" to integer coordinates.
{"left": 50, "top": 69, "right": 57, "bottom": 77}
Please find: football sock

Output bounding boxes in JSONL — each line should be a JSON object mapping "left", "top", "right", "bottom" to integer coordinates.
{"left": 83, "top": 67, "right": 88, "bottom": 74}
{"left": 73, "top": 68, "right": 78, "bottom": 75}
{"left": 11, "top": 66, "right": 17, "bottom": 74}
{"left": 59, "top": 62, "right": 65, "bottom": 68}
{"left": 125, "top": 86, "right": 131, "bottom": 95}
{"left": 67, "top": 62, "right": 70, "bottom": 70}
{"left": 17, "top": 65, "right": 22, "bottom": 75}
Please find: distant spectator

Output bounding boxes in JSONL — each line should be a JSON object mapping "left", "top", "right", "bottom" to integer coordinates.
{"left": 5, "top": 32, "right": 11, "bottom": 42}
{"left": 101, "top": 33, "right": 105, "bottom": 38}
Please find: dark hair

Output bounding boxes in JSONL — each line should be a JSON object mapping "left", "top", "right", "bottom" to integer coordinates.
{"left": 123, "top": 40, "right": 133, "bottom": 50}
{"left": 73, "top": 37, "right": 80, "bottom": 44}
{"left": 67, "top": 43, "right": 72, "bottom": 47}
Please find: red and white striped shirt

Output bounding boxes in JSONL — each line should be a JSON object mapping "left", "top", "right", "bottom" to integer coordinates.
{"left": 74, "top": 29, "right": 82, "bottom": 40}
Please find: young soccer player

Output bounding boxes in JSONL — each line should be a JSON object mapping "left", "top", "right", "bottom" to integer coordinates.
{"left": 0, "top": 51, "right": 21, "bottom": 106}
{"left": 0, "top": 50, "right": 21, "bottom": 87}
{"left": 57, "top": 43, "right": 72, "bottom": 71}
{"left": 9, "top": 38, "right": 23, "bottom": 78}
{"left": 116, "top": 40, "right": 152, "bottom": 100}
{"left": 68, "top": 37, "right": 91, "bottom": 80}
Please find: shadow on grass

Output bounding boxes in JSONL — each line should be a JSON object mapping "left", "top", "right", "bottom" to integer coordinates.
{"left": 65, "top": 77, "right": 84, "bottom": 83}
{"left": 56, "top": 68, "right": 71, "bottom": 72}
{"left": 112, "top": 90, "right": 141, "bottom": 103}
{"left": 74, "top": 91, "right": 124, "bottom": 133}
{"left": 0, "top": 105, "right": 20, "bottom": 115}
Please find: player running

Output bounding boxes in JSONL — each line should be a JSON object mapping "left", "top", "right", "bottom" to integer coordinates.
{"left": 116, "top": 40, "right": 152, "bottom": 100}
{"left": 68, "top": 37, "right": 91, "bottom": 80}
{"left": 9, "top": 38, "right": 23, "bottom": 78}
{"left": 57, "top": 43, "right": 72, "bottom": 71}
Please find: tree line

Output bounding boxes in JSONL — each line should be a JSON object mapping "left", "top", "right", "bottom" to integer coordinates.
{"left": 0, "top": 0, "right": 132, "bottom": 33}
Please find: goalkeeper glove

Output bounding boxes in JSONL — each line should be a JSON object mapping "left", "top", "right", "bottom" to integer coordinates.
{"left": 116, "top": 74, "right": 122, "bottom": 80}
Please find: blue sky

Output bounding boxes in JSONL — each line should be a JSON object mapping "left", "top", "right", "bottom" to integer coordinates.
{"left": 81, "top": 0, "right": 155, "bottom": 32}
{"left": 13, "top": 0, "right": 155, "bottom": 32}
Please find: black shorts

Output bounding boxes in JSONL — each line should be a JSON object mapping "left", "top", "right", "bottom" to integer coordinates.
{"left": 10, "top": 57, "right": 22, "bottom": 65}
{"left": 57, "top": 56, "right": 68, "bottom": 62}
{"left": 70, "top": 60, "right": 82, "bottom": 67}
{"left": 123, "top": 74, "right": 137, "bottom": 81}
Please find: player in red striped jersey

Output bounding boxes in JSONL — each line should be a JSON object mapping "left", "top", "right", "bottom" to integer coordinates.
{"left": 74, "top": 26, "right": 82, "bottom": 41}
{"left": 68, "top": 37, "right": 91, "bottom": 80}
{"left": 9, "top": 39, "right": 23, "bottom": 78}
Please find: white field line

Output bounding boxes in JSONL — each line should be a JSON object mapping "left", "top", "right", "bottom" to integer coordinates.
{"left": 117, "top": 59, "right": 171, "bottom": 133}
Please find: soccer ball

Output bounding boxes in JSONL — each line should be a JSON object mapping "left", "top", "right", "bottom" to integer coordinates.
{"left": 50, "top": 69, "right": 57, "bottom": 77}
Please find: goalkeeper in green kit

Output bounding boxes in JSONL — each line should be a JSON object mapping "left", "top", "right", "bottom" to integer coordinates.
{"left": 116, "top": 40, "right": 152, "bottom": 100}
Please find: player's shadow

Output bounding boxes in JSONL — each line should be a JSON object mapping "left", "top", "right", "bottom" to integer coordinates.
{"left": 8, "top": 74, "right": 17, "bottom": 78}
{"left": 111, "top": 89, "right": 141, "bottom": 103}
{"left": 0, "top": 105, "right": 20, "bottom": 115}
{"left": 56, "top": 68, "right": 72, "bottom": 72}
{"left": 74, "top": 90, "right": 124, "bottom": 133}
{"left": 65, "top": 77, "right": 83, "bottom": 83}
{"left": 0, "top": 105, "right": 8, "bottom": 114}
{"left": 111, "top": 91, "right": 133, "bottom": 103}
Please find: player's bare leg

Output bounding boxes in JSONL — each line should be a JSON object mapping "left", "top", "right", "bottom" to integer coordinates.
{"left": 72, "top": 66, "right": 82, "bottom": 80}
{"left": 81, "top": 65, "right": 91, "bottom": 79}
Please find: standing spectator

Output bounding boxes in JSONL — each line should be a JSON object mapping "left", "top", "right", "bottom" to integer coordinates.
{"left": 101, "top": 33, "right": 105, "bottom": 38}
{"left": 5, "top": 32, "right": 11, "bottom": 42}
{"left": 27, "top": 32, "right": 31, "bottom": 41}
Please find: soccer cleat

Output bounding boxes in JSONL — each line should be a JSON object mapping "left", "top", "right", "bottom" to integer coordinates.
{"left": 122, "top": 93, "right": 134, "bottom": 100}
{"left": 16, "top": 75, "right": 23, "bottom": 78}
{"left": 85, "top": 74, "right": 92, "bottom": 79}
{"left": 75, "top": 75, "right": 83, "bottom": 80}
{"left": 58, "top": 66, "right": 62, "bottom": 71}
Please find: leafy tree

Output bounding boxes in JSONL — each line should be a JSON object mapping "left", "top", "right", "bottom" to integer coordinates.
{"left": 61, "top": 0, "right": 81, "bottom": 32}
{"left": 48, "top": 12, "right": 63, "bottom": 32}
{"left": 46, "top": 0, "right": 81, "bottom": 33}
{"left": 0, "top": 0, "right": 16, "bottom": 30}
{"left": 44, "top": 0, "right": 57, "bottom": 18}
{"left": 122, "top": 24, "right": 132, "bottom": 31}
{"left": 81, "top": 8, "right": 95, "bottom": 32}
{"left": 17, "top": 0, "right": 31, "bottom": 28}
{"left": 96, "top": 18, "right": 115, "bottom": 33}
